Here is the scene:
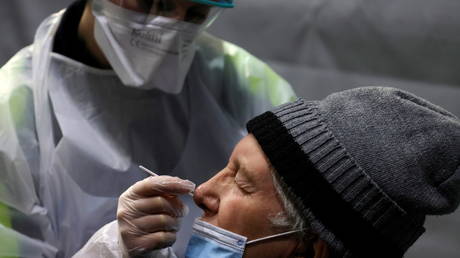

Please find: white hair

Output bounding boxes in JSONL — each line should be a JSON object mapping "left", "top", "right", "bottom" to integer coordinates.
{"left": 269, "top": 169, "right": 306, "bottom": 230}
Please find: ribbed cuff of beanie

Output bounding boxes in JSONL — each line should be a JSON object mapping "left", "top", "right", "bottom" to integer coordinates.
{"left": 247, "top": 99, "right": 425, "bottom": 258}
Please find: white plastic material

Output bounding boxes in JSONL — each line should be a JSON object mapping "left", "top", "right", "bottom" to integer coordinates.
{"left": 73, "top": 220, "right": 177, "bottom": 258}
{"left": 0, "top": 7, "right": 295, "bottom": 258}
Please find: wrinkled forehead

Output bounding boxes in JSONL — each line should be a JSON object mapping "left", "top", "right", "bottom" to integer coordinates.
{"left": 232, "top": 135, "right": 274, "bottom": 183}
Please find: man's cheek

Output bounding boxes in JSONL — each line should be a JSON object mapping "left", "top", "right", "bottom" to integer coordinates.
{"left": 218, "top": 200, "right": 251, "bottom": 231}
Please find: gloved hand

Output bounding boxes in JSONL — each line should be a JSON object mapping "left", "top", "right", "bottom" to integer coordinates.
{"left": 117, "top": 175, "right": 195, "bottom": 256}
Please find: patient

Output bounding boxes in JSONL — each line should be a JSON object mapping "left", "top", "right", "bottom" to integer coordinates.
{"left": 76, "top": 87, "right": 460, "bottom": 258}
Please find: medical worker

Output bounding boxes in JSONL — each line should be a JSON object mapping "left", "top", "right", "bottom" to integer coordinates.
{"left": 0, "top": 0, "right": 295, "bottom": 257}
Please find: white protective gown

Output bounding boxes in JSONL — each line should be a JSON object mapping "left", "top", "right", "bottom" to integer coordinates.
{"left": 0, "top": 9, "right": 296, "bottom": 258}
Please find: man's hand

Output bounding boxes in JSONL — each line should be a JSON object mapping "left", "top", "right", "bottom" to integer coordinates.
{"left": 117, "top": 175, "right": 195, "bottom": 256}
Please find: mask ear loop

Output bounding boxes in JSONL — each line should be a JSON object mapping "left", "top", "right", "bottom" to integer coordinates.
{"left": 246, "top": 229, "right": 305, "bottom": 245}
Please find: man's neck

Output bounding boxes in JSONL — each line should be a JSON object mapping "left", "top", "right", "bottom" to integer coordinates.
{"left": 78, "top": 2, "right": 111, "bottom": 68}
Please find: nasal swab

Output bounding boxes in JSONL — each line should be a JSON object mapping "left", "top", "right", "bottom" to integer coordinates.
{"left": 139, "top": 165, "right": 194, "bottom": 196}
{"left": 139, "top": 165, "right": 159, "bottom": 177}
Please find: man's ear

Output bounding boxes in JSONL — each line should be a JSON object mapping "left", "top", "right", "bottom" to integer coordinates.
{"left": 312, "top": 239, "right": 329, "bottom": 258}
{"left": 292, "top": 237, "right": 329, "bottom": 258}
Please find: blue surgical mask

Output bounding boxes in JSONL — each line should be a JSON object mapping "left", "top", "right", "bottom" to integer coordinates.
{"left": 185, "top": 219, "right": 302, "bottom": 258}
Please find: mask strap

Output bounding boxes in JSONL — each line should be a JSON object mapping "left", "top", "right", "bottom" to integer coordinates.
{"left": 246, "top": 229, "right": 304, "bottom": 245}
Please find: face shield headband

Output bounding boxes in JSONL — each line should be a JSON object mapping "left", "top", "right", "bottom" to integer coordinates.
{"left": 189, "top": 0, "right": 234, "bottom": 8}
{"left": 105, "top": 0, "right": 233, "bottom": 28}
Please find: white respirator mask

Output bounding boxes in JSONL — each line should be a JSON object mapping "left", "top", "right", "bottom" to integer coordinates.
{"left": 91, "top": 0, "right": 218, "bottom": 93}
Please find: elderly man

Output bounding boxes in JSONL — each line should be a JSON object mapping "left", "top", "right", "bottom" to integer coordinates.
{"left": 77, "top": 87, "right": 460, "bottom": 257}
{"left": 0, "top": 0, "right": 295, "bottom": 257}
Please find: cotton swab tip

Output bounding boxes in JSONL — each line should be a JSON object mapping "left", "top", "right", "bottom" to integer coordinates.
{"left": 139, "top": 165, "right": 159, "bottom": 177}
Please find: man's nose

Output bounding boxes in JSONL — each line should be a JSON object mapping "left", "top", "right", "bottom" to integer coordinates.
{"left": 193, "top": 171, "right": 226, "bottom": 215}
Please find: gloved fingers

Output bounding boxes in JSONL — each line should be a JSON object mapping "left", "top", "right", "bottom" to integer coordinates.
{"left": 126, "top": 231, "right": 177, "bottom": 256}
{"left": 131, "top": 175, "right": 195, "bottom": 197}
{"left": 129, "top": 195, "right": 186, "bottom": 217}
{"left": 129, "top": 214, "right": 180, "bottom": 233}
{"left": 116, "top": 176, "right": 193, "bottom": 254}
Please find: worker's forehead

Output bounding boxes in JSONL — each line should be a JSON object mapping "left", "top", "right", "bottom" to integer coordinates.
{"left": 231, "top": 135, "right": 273, "bottom": 180}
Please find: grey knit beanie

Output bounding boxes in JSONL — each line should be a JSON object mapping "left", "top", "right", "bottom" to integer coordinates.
{"left": 246, "top": 87, "right": 460, "bottom": 258}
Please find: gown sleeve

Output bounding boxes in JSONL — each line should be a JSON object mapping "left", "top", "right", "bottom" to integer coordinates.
{"left": 73, "top": 220, "right": 177, "bottom": 258}
{"left": 0, "top": 47, "right": 59, "bottom": 257}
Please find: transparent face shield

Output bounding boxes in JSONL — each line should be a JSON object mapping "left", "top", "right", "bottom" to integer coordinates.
{"left": 107, "top": 0, "right": 234, "bottom": 27}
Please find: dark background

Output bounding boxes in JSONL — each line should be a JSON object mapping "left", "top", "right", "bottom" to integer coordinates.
{"left": 1, "top": 0, "right": 459, "bottom": 257}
